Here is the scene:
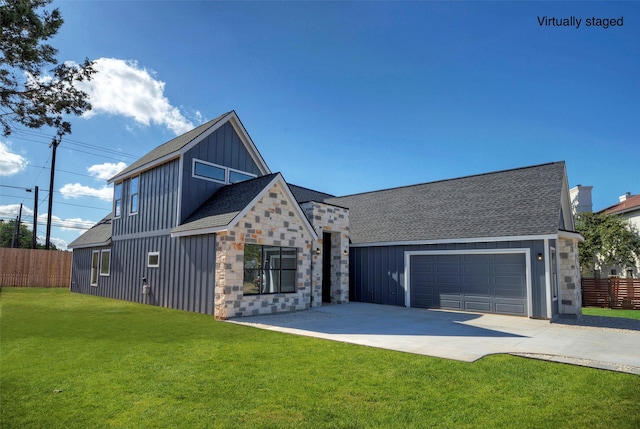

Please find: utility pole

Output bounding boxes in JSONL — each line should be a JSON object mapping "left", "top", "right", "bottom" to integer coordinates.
{"left": 12, "top": 203, "right": 23, "bottom": 248}
{"left": 45, "top": 140, "right": 59, "bottom": 250}
{"left": 32, "top": 186, "right": 39, "bottom": 249}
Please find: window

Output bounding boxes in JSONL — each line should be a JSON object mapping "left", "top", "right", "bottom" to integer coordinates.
{"left": 130, "top": 176, "right": 139, "bottom": 214}
{"left": 91, "top": 251, "right": 99, "bottom": 286}
{"left": 114, "top": 183, "right": 122, "bottom": 217}
{"left": 193, "top": 160, "right": 225, "bottom": 183}
{"left": 229, "top": 169, "right": 256, "bottom": 184}
{"left": 100, "top": 250, "right": 111, "bottom": 276}
{"left": 148, "top": 252, "right": 160, "bottom": 268}
{"left": 243, "top": 244, "right": 297, "bottom": 295}
{"left": 192, "top": 159, "right": 256, "bottom": 184}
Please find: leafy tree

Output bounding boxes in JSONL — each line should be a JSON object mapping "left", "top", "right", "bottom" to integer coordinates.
{"left": 0, "top": 219, "right": 56, "bottom": 249}
{"left": 575, "top": 212, "right": 640, "bottom": 277}
{"left": 0, "top": 0, "right": 94, "bottom": 145}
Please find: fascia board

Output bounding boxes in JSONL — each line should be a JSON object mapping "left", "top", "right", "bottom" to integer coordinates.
{"left": 228, "top": 112, "right": 272, "bottom": 175}
{"left": 67, "top": 239, "right": 111, "bottom": 249}
{"left": 108, "top": 154, "right": 180, "bottom": 184}
{"left": 171, "top": 225, "right": 228, "bottom": 238}
{"left": 350, "top": 234, "right": 559, "bottom": 248}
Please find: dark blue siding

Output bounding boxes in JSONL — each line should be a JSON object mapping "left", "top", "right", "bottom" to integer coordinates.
{"left": 180, "top": 122, "right": 263, "bottom": 223}
{"left": 349, "top": 240, "right": 550, "bottom": 318}
{"left": 70, "top": 234, "right": 216, "bottom": 315}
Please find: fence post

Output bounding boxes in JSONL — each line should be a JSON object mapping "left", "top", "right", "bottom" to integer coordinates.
{"left": 607, "top": 278, "right": 612, "bottom": 309}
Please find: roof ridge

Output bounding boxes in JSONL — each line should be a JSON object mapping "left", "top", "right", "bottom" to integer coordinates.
{"left": 332, "top": 161, "right": 565, "bottom": 199}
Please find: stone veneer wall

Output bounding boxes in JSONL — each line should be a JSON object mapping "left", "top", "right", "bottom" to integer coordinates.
{"left": 214, "top": 182, "right": 313, "bottom": 319}
{"left": 558, "top": 237, "right": 582, "bottom": 317}
{"left": 301, "top": 202, "right": 350, "bottom": 305}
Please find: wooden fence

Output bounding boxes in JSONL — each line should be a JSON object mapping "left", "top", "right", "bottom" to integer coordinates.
{"left": 0, "top": 248, "right": 72, "bottom": 288}
{"left": 581, "top": 278, "right": 640, "bottom": 310}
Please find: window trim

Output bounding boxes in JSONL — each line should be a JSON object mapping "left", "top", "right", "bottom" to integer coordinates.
{"left": 192, "top": 158, "right": 256, "bottom": 185}
{"left": 90, "top": 250, "right": 99, "bottom": 286}
{"left": 147, "top": 251, "right": 160, "bottom": 268}
{"left": 243, "top": 244, "right": 298, "bottom": 295}
{"left": 129, "top": 176, "right": 139, "bottom": 216}
{"left": 114, "top": 182, "right": 122, "bottom": 218}
{"left": 192, "top": 159, "right": 226, "bottom": 184}
{"left": 228, "top": 167, "right": 257, "bottom": 184}
{"left": 100, "top": 250, "right": 111, "bottom": 276}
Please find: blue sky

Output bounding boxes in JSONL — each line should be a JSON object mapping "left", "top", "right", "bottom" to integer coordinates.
{"left": 1, "top": 1, "right": 638, "bottom": 249}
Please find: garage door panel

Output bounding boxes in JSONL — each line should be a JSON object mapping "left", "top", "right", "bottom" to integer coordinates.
{"left": 410, "top": 253, "right": 527, "bottom": 316}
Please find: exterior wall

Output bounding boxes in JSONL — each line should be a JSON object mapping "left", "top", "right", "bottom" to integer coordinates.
{"left": 71, "top": 233, "right": 216, "bottom": 314}
{"left": 301, "top": 202, "right": 350, "bottom": 305}
{"left": 557, "top": 237, "right": 582, "bottom": 317}
{"left": 350, "top": 239, "right": 550, "bottom": 318}
{"left": 181, "top": 122, "right": 263, "bottom": 224}
{"left": 112, "top": 159, "right": 180, "bottom": 237}
{"left": 214, "top": 182, "right": 314, "bottom": 319}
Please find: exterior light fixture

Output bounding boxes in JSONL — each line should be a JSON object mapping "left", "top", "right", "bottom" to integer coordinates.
{"left": 537, "top": 253, "right": 543, "bottom": 261}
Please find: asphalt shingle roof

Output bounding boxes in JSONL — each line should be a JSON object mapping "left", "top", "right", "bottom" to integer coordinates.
{"left": 171, "top": 173, "right": 279, "bottom": 234}
{"left": 67, "top": 215, "right": 112, "bottom": 248}
{"left": 325, "top": 162, "right": 567, "bottom": 244}
{"left": 288, "top": 184, "right": 335, "bottom": 203}
{"left": 110, "top": 112, "right": 231, "bottom": 182}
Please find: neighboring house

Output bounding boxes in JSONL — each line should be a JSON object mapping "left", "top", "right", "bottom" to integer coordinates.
{"left": 597, "top": 192, "right": 640, "bottom": 278}
{"left": 69, "top": 111, "right": 582, "bottom": 320}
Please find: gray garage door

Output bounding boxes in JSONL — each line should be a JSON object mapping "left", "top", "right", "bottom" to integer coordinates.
{"left": 409, "top": 253, "right": 527, "bottom": 316}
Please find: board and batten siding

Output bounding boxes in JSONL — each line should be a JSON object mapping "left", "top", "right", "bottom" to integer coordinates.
{"left": 349, "top": 239, "right": 550, "bottom": 319}
{"left": 180, "top": 122, "right": 263, "bottom": 224}
{"left": 112, "top": 159, "right": 180, "bottom": 237}
{"left": 71, "top": 234, "right": 216, "bottom": 314}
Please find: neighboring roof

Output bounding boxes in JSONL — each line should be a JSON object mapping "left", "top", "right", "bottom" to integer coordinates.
{"left": 288, "top": 184, "right": 335, "bottom": 203}
{"left": 109, "top": 111, "right": 271, "bottom": 183}
{"left": 172, "top": 173, "right": 279, "bottom": 234}
{"left": 326, "top": 162, "right": 568, "bottom": 244}
{"left": 67, "top": 215, "right": 112, "bottom": 249}
{"left": 600, "top": 194, "right": 640, "bottom": 216}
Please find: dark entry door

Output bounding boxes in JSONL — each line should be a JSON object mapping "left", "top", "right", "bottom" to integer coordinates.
{"left": 322, "top": 232, "right": 332, "bottom": 303}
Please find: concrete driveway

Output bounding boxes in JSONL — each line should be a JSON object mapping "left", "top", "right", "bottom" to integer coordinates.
{"left": 229, "top": 302, "right": 640, "bottom": 375}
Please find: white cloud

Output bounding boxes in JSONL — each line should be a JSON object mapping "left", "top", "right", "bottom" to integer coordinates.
{"left": 0, "top": 141, "right": 28, "bottom": 176}
{"left": 0, "top": 204, "right": 33, "bottom": 219}
{"left": 80, "top": 58, "right": 198, "bottom": 135}
{"left": 88, "top": 162, "right": 127, "bottom": 181}
{"left": 36, "top": 213, "right": 96, "bottom": 231}
{"left": 59, "top": 183, "right": 112, "bottom": 201}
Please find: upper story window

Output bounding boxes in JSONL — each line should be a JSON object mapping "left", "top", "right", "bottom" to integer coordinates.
{"left": 130, "top": 176, "right": 139, "bottom": 215}
{"left": 192, "top": 159, "right": 256, "bottom": 185}
{"left": 114, "top": 183, "right": 122, "bottom": 218}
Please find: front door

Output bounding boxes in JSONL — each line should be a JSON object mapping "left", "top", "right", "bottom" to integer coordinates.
{"left": 322, "top": 232, "right": 332, "bottom": 303}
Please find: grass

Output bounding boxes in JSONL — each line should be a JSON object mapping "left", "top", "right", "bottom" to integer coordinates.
{"left": 2, "top": 288, "right": 639, "bottom": 429}
{"left": 583, "top": 307, "right": 640, "bottom": 320}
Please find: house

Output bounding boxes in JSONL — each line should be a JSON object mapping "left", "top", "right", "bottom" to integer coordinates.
{"left": 597, "top": 192, "right": 640, "bottom": 278}
{"left": 69, "top": 111, "right": 582, "bottom": 320}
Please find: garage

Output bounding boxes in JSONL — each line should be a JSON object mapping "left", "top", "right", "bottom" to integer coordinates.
{"left": 408, "top": 252, "right": 529, "bottom": 316}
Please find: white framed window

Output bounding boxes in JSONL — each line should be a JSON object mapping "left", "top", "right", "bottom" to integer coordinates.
{"left": 229, "top": 168, "right": 257, "bottom": 184}
{"left": 193, "top": 159, "right": 226, "bottom": 183}
{"left": 148, "top": 251, "right": 160, "bottom": 268}
{"left": 114, "top": 183, "right": 122, "bottom": 218}
{"left": 192, "top": 159, "right": 256, "bottom": 185}
{"left": 91, "top": 251, "right": 99, "bottom": 286}
{"left": 100, "top": 250, "right": 111, "bottom": 276}
{"left": 129, "top": 176, "right": 139, "bottom": 215}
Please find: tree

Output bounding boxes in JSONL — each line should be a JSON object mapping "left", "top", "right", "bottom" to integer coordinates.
{"left": 0, "top": 219, "right": 57, "bottom": 249}
{"left": 575, "top": 212, "right": 640, "bottom": 277}
{"left": 0, "top": 0, "right": 94, "bottom": 145}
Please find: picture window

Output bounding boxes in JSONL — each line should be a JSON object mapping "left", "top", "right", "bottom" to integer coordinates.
{"left": 243, "top": 244, "right": 297, "bottom": 295}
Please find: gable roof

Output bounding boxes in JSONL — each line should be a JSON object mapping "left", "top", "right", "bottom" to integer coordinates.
{"left": 109, "top": 111, "right": 271, "bottom": 183}
{"left": 600, "top": 194, "right": 640, "bottom": 216}
{"left": 325, "top": 162, "right": 568, "bottom": 245}
{"left": 67, "top": 215, "right": 112, "bottom": 249}
{"left": 171, "top": 173, "right": 317, "bottom": 240}
{"left": 288, "top": 184, "right": 335, "bottom": 203}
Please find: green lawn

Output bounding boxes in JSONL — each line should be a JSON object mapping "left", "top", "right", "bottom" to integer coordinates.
{"left": 2, "top": 289, "right": 639, "bottom": 429}
{"left": 583, "top": 307, "right": 640, "bottom": 320}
